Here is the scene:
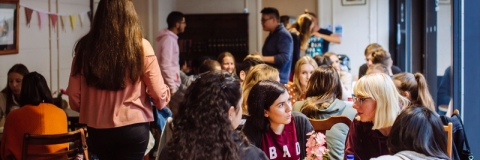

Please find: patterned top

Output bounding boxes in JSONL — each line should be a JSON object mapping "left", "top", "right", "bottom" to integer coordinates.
{"left": 285, "top": 82, "right": 306, "bottom": 106}
{"left": 306, "top": 36, "right": 324, "bottom": 57}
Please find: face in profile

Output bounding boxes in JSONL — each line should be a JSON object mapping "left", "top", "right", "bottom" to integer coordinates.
{"left": 221, "top": 57, "right": 235, "bottom": 74}
{"left": 8, "top": 72, "right": 23, "bottom": 96}
{"left": 261, "top": 14, "right": 276, "bottom": 31}
{"left": 178, "top": 17, "right": 186, "bottom": 33}
{"left": 329, "top": 55, "right": 341, "bottom": 71}
{"left": 264, "top": 90, "right": 292, "bottom": 125}
{"left": 352, "top": 96, "right": 376, "bottom": 122}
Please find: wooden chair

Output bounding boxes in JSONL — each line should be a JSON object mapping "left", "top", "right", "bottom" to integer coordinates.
{"left": 309, "top": 116, "right": 352, "bottom": 134}
{"left": 22, "top": 128, "right": 88, "bottom": 160}
{"left": 444, "top": 122, "right": 453, "bottom": 159}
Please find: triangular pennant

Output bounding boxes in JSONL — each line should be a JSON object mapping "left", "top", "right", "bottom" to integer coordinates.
{"left": 60, "top": 15, "right": 68, "bottom": 31}
{"left": 49, "top": 14, "right": 58, "bottom": 29}
{"left": 24, "top": 7, "right": 33, "bottom": 27}
{"left": 78, "top": 14, "right": 83, "bottom": 28}
{"left": 37, "top": 11, "right": 48, "bottom": 29}
{"left": 69, "top": 15, "right": 77, "bottom": 30}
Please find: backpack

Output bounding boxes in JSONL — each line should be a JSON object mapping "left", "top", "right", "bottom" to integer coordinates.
{"left": 441, "top": 112, "right": 474, "bottom": 160}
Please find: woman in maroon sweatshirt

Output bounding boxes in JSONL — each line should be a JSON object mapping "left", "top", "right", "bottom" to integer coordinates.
{"left": 344, "top": 73, "right": 409, "bottom": 160}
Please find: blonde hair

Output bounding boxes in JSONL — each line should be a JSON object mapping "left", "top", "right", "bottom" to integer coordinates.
{"left": 292, "top": 56, "right": 318, "bottom": 99}
{"left": 354, "top": 73, "right": 409, "bottom": 130}
{"left": 290, "top": 14, "right": 314, "bottom": 50}
{"left": 392, "top": 72, "right": 435, "bottom": 111}
{"left": 241, "top": 64, "right": 279, "bottom": 114}
{"left": 364, "top": 43, "right": 384, "bottom": 56}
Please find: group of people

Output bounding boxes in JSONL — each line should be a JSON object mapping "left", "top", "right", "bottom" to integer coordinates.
{"left": 0, "top": 1, "right": 452, "bottom": 160}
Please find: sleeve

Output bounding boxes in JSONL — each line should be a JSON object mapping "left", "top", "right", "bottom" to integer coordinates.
{"left": 325, "top": 124, "right": 349, "bottom": 160}
{"left": 273, "top": 33, "right": 293, "bottom": 66}
{"left": 292, "top": 111, "right": 313, "bottom": 159}
{"left": 144, "top": 56, "right": 171, "bottom": 110}
{"left": 344, "top": 119, "right": 363, "bottom": 160}
{"left": 0, "top": 93, "right": 6, "bottom": 120}
{"left": 437, "top": 66, "right": 451, "bottom": 105}
{"left": 290, "top": 33, "right": 300, "bottom": 69}
{"left": 156, "top": 37, "right": 179, "bottom": 93}
{"left": 318, "top": 28, "right": 333, "bottom": 35}
{"left": 66, "top": 57, "right": 81, "bottom": 112}
{"left": 341, "top": 72, "right": 353, "bottom": 93}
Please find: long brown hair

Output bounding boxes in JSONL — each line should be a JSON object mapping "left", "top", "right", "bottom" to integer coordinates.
{"left": 301, "top": 65, "right": 343, "bottom": 118}
{"left": 289, "top": 14, "right": 313, "bottom": 50}
{"left": 72, "top": 0, "right": 144, "bottom": 90}
{"left": 392, "top": 72, "right": 435, "bottom": 111}
{"left": 1, "top": 64, "right": 29, "bottom": 115}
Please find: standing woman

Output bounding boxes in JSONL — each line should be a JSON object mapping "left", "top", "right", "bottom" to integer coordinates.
{"left": 289, "top": 14, "right": 316, "bottom": 56}
{"left": 0, "top": 64, "right": 29, "bottom": 122}
{"left": 344, "top": 73, "right": 409, "bottom": 160}
{"left": 217, "top": 51, "right": 237, "bottom": 74}
{"left": 66, "top": 0, "right": 170, "bottom": 159}
{"left": 242, "top": 80, "right": 313, "bottom": 159}
{"left": 392, "top": 72, "right": 436, "bottom": 111}
{"left": 285, "top": 56, "right": 317, "bottom": 105}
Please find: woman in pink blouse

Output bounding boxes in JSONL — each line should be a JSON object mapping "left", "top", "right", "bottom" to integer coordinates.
{"left": 66, "top": 0, "right": 170, "bottom": 159}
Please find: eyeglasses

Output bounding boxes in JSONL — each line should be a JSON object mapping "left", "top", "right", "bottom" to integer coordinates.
{"left": 352, "top": 96, "right": 373, "bottom": 105}
{"left": 261, "top": 18, "right": 273, "bottom": 23}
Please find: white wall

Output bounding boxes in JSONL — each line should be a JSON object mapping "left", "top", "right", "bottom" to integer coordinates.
{"left": 319, "top": 0, "right": 390, "bottom": 78}
{"left": 0, "top": 0, "right": 90, "bottom": 93}
{"left": 437, "top": 3, "right": 452, "bottom": 75}
{"left": 133, "top": 0, "right": 176, "bottom": 47}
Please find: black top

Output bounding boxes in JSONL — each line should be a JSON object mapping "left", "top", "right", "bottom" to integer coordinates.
{"left": 318, "top": 28, "right": 333, "bottom": 53}
{"left": 358, "top": 63, "right": 402, "bottom": 79}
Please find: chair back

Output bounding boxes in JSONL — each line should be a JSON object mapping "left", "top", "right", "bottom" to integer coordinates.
{"left": 22, "top": 128, "right": 87, "bottom": 160}
{"left": 309, "top": 116, "right": 352, "bottom": 134}
{"left": 444, "top": 122, "right": 453, "bottom": 159}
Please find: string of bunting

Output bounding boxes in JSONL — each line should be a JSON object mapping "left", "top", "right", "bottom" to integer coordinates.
{"left": 20, "top": 4, "right": 91, "bottom": 31}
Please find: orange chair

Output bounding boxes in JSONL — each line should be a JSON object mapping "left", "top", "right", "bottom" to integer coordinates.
{"left": 444, "top": 122, "right": 453, "bottom": 159}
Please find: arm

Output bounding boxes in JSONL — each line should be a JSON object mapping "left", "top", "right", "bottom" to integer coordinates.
{"left": 155, "top": 38, "right": 179, "bottom": 93}
{"left": 66, "top": 57, "right": 81, "bottom": 112}
{"left": 272, "top": 33, "right": 293, "bottom": 66}
{"left": 312, "top": 32, "right": 341, "bottom": 44}
{"left": 145, "top": 39, "right": 171, "bottom": 109}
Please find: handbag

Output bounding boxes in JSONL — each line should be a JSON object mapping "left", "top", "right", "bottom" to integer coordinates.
{"left": 79, "top": 128, "right": 90, "bottom": 160}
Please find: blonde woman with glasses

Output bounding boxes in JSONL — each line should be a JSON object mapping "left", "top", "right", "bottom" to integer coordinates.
{"left": 344, "top": 73, "right": 409, "bottom": 160}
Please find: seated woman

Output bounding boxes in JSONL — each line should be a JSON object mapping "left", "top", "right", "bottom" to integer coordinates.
{"left": 392, "top": 72, "right": 436, "bottom": 112}
{"left": 160, "top": 71, "right": 268, "bottom": 160}
{"left": 1, "top": 72, "right": 68, "bottom": 159}
{"left": 242, "top": 80, "right": 313, "bottom": 159}
{"left": 0, "top": 64, "right": 29, "bottom": 125}
{"left": 324, "top": 52, "right": 353, "bottom": 93}
{"left": 344, "top": 73, "right": 409, "bottom": 160}
{"left": 372, "top": 106, "right": 449, "bottom": 160}
{"left": 217, "top": 51, "right": 237, "bottom": 74}
{"left": 241, "top": 64, "right": 279, "bottom": 115}
{"left": 293, "top": 65, "right": 357, "bottom": 160}
{"left": 285, "top": 56, "right": 317, "bottom": 105}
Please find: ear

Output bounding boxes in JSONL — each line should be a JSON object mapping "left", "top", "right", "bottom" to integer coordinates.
{"left": 403, "top": 91, "right": 411, "bottom": 99}
{"left": 239, "top": 71, "right": 246, "bottom": 81}
{"left": 228, "top": 106, "right": 235, "bottom": 121}
{"left": 264, "top": 109, "right": 269, "bottom": 118}
{"left": 175, "top": 22, "right": 181, "bottom": 29}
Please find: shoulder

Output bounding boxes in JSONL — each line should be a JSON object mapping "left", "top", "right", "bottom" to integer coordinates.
{"left": 239, "top": 143, "right": 269, "bottom": 160}
{"left": 292, "top": 100, "right": 305, "bottom": 112}
{"left": 391, "top": 65, "right": 402, "bottom": 73}
{"left": 318, "top": 28, "right": 333, "bottom": 35}
{"left": 292, "top": 111, "right": 310, "bottom": 124}
{"left": 142, "top": 38, "right": 155, "bottom": 56}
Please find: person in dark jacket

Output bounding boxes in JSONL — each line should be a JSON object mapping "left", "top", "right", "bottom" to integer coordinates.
{"left": 160, "top": 71, "right": 268, "bottom": 160}
{"left": 242, "top": 80, "right": 313, "bottom": 159}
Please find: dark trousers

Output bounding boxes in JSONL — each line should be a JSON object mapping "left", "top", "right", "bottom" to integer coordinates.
{"left": 87, "top": 122, "right": 149, "bottom": 160}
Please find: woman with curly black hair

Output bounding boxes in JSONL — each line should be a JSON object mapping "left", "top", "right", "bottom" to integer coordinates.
{"left": 160, "top": 71, "right": 268, "bottom": 160}
{"left": 242, "top": 80, "right": 313, "bottom": 159}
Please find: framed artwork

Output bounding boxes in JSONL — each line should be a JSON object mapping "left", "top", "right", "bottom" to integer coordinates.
{"left": 0, "top": 0, "right": 19, "bottom": 55}
{"left": 439, "top": 0, "right": 451, "bottom": 4}
{"left": 342, "top": 0, "right": 367, "bottom": 6}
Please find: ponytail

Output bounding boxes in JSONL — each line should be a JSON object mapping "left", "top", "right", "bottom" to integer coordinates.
{"left": 414, "top": 73, "right": 435, "bottom": 111}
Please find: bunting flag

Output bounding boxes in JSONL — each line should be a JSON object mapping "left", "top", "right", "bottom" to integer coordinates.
{"left": 20, "top": 4, "right": 90, "bottom": 31}
{"left": 49, "top": 14, "right": 58, "bottom": 29}
{"left": 78, "top": 14, "right": 83, "bottom": 28}
{"left": 69, "top": 15, "right": 77, "bottom": 30}
{"left": 37, "top": 11, "right": 48, "bottom": 29}
{"left": 24, "top": 7, "right": 33, "bottom": 27}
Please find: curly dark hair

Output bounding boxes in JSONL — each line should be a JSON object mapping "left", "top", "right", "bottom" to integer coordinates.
{"left": 242, "top": 80, "right": 286, "bottom": 146}
{"left": 165, "top": 71, "right": 246, "bottom": 160}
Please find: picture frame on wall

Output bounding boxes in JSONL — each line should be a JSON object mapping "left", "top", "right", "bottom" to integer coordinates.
{"left": 439, "top": 0, "right": 451, "bottom": 4}
{"left": 342, "top": 0, "right": 367, "bottom": 6}
{"left": 0, "top": 0, "right": 19, "bottom": 55}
